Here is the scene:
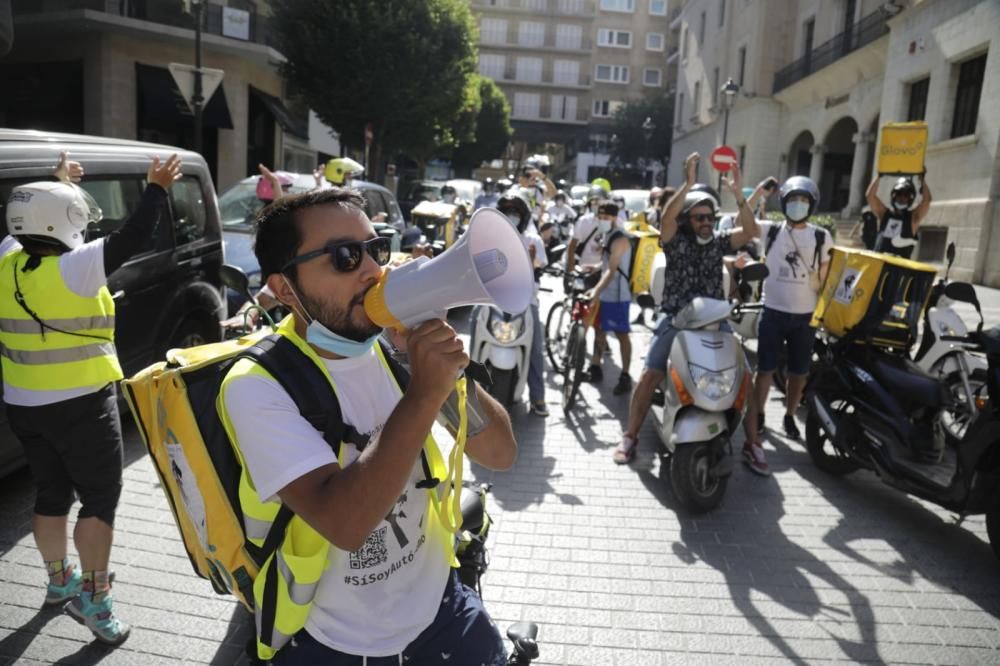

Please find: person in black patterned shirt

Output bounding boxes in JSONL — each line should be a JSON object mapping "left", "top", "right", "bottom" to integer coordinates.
{"left": 612, "top": 154, "right": 766, "bottom": 465}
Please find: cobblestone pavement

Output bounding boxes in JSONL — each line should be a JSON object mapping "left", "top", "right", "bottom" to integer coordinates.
{"left": 1, "top": 280, "right": 999, "bottom": 664}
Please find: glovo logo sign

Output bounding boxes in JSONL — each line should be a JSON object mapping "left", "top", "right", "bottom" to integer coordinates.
{"left": 632, "top": 241, "right": 657, "bottom": 292}
{"left": 880, "top": 140, "right": 924, "bottom": 157}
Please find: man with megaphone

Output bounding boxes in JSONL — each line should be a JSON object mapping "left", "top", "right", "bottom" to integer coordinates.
{"left": 219, "top": 188, "right": 524, "bottom": 663}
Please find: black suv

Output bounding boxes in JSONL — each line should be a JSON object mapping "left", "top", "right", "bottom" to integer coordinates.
{"left": 0, "top": 130, "right": 226, "bottom": 476}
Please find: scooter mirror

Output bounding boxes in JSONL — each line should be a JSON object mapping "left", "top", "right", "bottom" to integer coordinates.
{"left": 219, "top": 264, "right": 253, "bottom": 303}
{"left": 740, "top": 262, "right": 770, "bottom": 284}
{"left": 946, "top": 242, "right": 956, "bottom": 265}
{"left": 944, "top": 281, "right": 979, "bottom": 307}
{"left": 547, "top": 243, "right": 567, "bottom": 263}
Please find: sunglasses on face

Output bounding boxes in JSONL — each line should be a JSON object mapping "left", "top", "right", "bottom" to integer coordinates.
{"left": 281, "top": 236, "right": 392, "bottom": 273}
{"left": 690, "top": 213, "right": 715, "bottom": 223}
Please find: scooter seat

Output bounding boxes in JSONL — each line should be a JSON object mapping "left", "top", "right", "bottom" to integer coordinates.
{"left": 871, "top": 355, "right": 948, "bottom": 408}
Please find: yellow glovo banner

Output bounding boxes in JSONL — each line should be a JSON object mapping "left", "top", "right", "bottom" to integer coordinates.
{"left": 876, "top": 121, "right": 928, "bottom": 176}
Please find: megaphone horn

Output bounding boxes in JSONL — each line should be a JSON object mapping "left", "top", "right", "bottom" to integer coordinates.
{"left": 365, "top": 208, "right": 534, "bottom": 330}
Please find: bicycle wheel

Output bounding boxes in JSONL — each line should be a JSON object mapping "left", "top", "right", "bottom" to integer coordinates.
{"left": 561, "top": 324, "right": 587, "bottom": 413}
{"left": 545, "top": 300, "right": 571, "bottom": 374}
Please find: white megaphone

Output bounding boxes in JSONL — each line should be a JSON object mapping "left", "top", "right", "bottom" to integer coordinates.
{"left": 365, "top": 207, "right": 534, "bottom": 330}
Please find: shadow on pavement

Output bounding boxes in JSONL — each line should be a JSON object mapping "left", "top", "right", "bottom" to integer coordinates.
{"left": 0, "top": 605, "right": 70, "bottom": 664}
{"left": 209, "top": 605, "right": 256, "bottom": 665}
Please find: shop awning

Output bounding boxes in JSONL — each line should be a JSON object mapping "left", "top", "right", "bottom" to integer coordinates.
{"left": 136, "top": 63, "right": 233, "bottom": 130}
{"left": 249, "top": 86, "right": 308, "bottom": 140}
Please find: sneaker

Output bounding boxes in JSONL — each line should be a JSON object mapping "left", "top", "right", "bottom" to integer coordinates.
{"left": 783, "top": 414, "right": 802, "bottom": 441}
{"left": 758, "top": 413, "right": 765, "bottom": 435}
{"left": 44, "top": 566, "right": 82, "bottom": 606}
{"left": 613, "top": 373, "right": 633, "bottom": 396}
{"left": 529, "top": 400, "right": 549, "bottom": 417}
{"left": 66, "top": 591, "right": 131, "bottom": 646}
{"left": 584, "top": 364, "right": 603, "bottom": 383}
{"left": 742, "top": 443, "right": 771, "bottom": 476}
{"left": 613, "top": 435, "right": 637, "bottom": 464}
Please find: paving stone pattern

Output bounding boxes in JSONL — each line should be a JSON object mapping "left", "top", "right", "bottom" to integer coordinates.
{"left": 1, "top": 282, "right": 999, "bottom": 664}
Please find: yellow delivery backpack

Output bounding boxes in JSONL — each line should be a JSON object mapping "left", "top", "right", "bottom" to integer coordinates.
{"left": 812, "top": 247, "right": 938, "bottom": 350}
{"left": 607, "top": 228, "right": 661, "bottom": 296}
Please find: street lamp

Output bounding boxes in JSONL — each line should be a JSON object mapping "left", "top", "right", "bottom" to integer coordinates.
{"left": 642, "top": 116, "right": 654, "bottom": 187}
{"left": 717, "top": 77, "right": 740, "bottom": 192}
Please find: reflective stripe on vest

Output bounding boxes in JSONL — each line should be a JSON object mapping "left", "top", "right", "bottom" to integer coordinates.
{"left": 0, "top": 249, "right": 122, "bottom": 395}
{"left": 218, "top": 316, "right": 457, "bottom": 661}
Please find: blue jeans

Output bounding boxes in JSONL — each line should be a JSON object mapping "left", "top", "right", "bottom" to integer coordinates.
{"left": 271, "top": 571, "right": 506, "bottom": 665}
{"left": 644, "top": 317, "right": 732, "bottom": 372}
{"left": 757, "top": 307, "right": 815, "bottom": 375}
{"left": 528, "top": 303, "right": 545, "bottom": 403}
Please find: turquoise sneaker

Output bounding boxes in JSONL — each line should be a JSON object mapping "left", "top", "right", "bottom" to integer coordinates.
{"left": 44, "top": 566, "right": 82, "bottom": 606}
{"left": 66, "top": 591, "right": 131, "bottom": 645}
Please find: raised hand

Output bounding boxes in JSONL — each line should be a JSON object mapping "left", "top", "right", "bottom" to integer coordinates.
{"left": 54, "top": 151, "right": 84, "bottom": 183}
{"left": 684, "top": 153, "right": 699, "bottom": 187}
{"left": 722, "top": 162, "right": 743, "bottom": 194}
{"left": 147, "top": 154, "right": 182, "bottom": 190}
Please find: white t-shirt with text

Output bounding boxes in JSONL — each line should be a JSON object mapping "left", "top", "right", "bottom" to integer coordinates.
{"left": 571, "top": 213, "right": 603, "bottom": 267}
{"left": 222, "top": 348, "right": 452, "bottom": 657}
{"left": 757, "top": 221, "right": 832, "bottom": 315}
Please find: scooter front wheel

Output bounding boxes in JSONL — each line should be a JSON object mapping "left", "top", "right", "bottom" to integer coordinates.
{"left": 488, "top": 366, "right": 517, "bottom": 409}
{"left": 669, "top": 441, "right": 728, "bottom": 513}
{"left": 805, "top": 404, "right": 860, "bottom": 475}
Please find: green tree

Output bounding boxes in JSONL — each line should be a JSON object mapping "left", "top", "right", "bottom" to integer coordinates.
{"left": 608, "top": 95, "right": 674, "bottom": 173}
{"left": 447, "top": 76, "right": 513, "bottom": 176}
{"left": 270, "top": 0, "right": 478, "bottom": 181}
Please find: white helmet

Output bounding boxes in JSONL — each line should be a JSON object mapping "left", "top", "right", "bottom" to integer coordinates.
{"left": 5, "top": 181, "right": 102, "bottom": 250}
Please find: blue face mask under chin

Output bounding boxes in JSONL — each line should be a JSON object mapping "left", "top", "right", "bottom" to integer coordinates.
{"left": 285, "top": 277, "right": 381, "bottom": 358}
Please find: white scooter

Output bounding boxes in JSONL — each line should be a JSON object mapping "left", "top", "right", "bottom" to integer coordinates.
{"left": 649, "top": 263, "right": 769, "bottom": 512}
{"left": 913, "top": 242, "right": 988, "bottom": 438}
{"left": 469, "top": 305, "right": 533, "bottom": 409}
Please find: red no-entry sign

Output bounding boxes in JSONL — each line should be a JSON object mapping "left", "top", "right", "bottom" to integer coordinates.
{"left": 710, "top": 145, "right": 738, "bottom": 172}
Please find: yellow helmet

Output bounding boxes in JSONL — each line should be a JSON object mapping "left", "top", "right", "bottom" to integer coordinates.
{"left": 591, "top": 177, "right": 611, "bottom": 193}
{"left": 324, "top": 157, "right": 364, "bottom": 185}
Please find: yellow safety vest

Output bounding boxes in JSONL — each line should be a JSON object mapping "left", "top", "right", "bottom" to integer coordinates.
{"left": 218, "top": 317, "right": 459, "bottom": 661}
{"left": 0, "top": 249, "right": 122, "bottom": 401}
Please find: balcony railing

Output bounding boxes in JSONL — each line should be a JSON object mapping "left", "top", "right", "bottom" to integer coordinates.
{"left": 471, "top": 0, "right": 596, "bottom": 17}
{"left": 773, "top": 9, "right": 889, "bottom": 93}
{"left": 13, "top": 0, "right": 277, "bottom": 48}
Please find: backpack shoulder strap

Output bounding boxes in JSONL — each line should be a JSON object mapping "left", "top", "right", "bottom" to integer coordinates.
{"left": 576, "top": 225, "right": 599, "bottom": 257}
{"left": 813, "top": 226, "right": 825, "bottom": 268}
{"left": 764, "top": 223, "right": 781, "bottom": 257}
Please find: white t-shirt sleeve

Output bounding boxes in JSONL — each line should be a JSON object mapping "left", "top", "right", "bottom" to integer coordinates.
{"left": 223, "top": 371, "right": 339, "bottom": 503}
{"left": 59, "top": 239, "right": 108, "bottom": 298}
{"left": 757, "top": 220, "right": 773, "bottom": 243}
{"left": 572, "top": 216, "right": 593, "bottom": 242}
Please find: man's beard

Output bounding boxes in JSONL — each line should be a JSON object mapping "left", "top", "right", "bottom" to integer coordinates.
{"left": 295, "top": 279, "right": 381, "bottom": 342}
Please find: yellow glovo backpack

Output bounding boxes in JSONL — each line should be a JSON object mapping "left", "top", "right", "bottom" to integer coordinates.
{"left": 122, "top": 317, "right": 469, "bottom": 660}
{"left": 605, "top": 227, "right": 661, "bottom": 296}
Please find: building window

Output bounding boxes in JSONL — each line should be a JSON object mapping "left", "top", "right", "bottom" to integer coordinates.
{"left": 513, "top": 92, "right": 541, "bottom": 118}
{"left": 516, "top": 57, "right": 543, "bottom": 83}
{"left": 693, "top": 81, "right": 701, "bottom": 113}
{"left": 518, "top": 21, "right": 545, "bottom": 47}
{"left": 681, "top": 27, "right": 688, "bottom": 59}
{"left": 551, "top": 94, "right": 578, "bottom": 120}
{"left": 480, "top": 18, "right": 507, "bottom": 45}
{"left": 737, "top": 45, "right": 747, "bottom": 86}
{"left": 595, "top": 64, "right": 630, "bottom": 83}
{"left": 589, "top": 133, "right": 610, "bottom": 152}
{"left": 803, "top": 18, "right": 815, "bottom": 59}
{"left": 951, "top": 52, "right": 986, "bottom": 139}
{"left": 555, "top": 23, "right": 583, "bottom": 49}
{"left": 719, "top": 0, "right": 726, "bottom": 27}
{"left": 600, "top": 0, "right": 635, "bottom": 12}
{"left": 479, "top": 54, "right": 506, "bottom": 80}
{"left": 698, "top": 11, "right": 706, "bottom": 48}
{"left": 676, "top": 93, "right": 684, "bottom": 126}
{"left": 522, "top": 0, "right": 547, "bottom": 10}
{"left": 553, "top": 59, "right": 580, "bottom": 85}
{"left": 906, "top": 76, "right": 929, "bottom": 122}
{"left": 649, "top": 0, "right": 666, "bottom": 15}
{"left": 646, "top": 32, "right": 664, "bottom": 51}
{"left": 712, "top": 67, "right": 720, "bottom": 107}
{"left": 592, "top": 99, "right": 622, "bottom": 117}
{"left": 738, "top": 145, "right": 746, "bottom": 170}
{"left": 598, "top": 28, "right": 632, "bottom": 48}
{"left": 643, "top": 68, "right": 662, "bottom": 87}
{"left": 558, "top": 0, "right": 584, "bottom": 13}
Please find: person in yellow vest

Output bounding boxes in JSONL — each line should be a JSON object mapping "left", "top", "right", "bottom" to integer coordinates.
{"left": 0, "top": 151, "right": 181, "bottom": 645}
{"left": 218, "top": 188, "right": 517, "bottom": 664}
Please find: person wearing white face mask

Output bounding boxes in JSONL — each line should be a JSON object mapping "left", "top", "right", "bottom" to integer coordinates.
{"left": 865, "top": 170, "right": 932, "bottom": 260}
{"left": 611, "top": 153, "right": 762, "bottom": 465}
{"left": 744, "top": 175, "right": 832, "bottom": 462}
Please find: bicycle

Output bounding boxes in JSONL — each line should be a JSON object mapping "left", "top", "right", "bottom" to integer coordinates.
{"left": 543, "top": 266, "right": 594, "bottom": 374}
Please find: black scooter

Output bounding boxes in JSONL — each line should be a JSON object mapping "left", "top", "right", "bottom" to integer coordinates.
{"left": 805, "top": 281, "right": 1000, "bottom": 560}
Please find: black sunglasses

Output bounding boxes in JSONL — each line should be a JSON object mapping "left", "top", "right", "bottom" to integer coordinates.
{"left": 690, "top": 213, "right": 715, "bottom": 223}
{"left": 281, "top": 237, "right": 392, "bottom": 273}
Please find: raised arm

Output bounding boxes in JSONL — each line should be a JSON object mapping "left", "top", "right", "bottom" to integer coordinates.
{"left": 724, "top": 165, "right": 762, "bottom": 248}
{"left": 866, "top": 174, "right": 887, "bottom": 219}
{"left": 913, "top": 171, "right": 932, "bottom": 229}
{"left": 660, "top": 152, "right": 700, "bottom": 245}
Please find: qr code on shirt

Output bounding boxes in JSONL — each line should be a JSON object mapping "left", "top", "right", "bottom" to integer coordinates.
{"left": 349, "top": 526, "right": 388, "bottom": 570}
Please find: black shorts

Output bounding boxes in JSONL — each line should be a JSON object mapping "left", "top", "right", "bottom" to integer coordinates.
{"left": 7, "top": 383, "right": 124, "bottom": 519}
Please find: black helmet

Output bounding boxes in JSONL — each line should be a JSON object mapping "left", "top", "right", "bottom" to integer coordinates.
{"left": 497, "top": 191, "right": 531, "bottom": 232}
{"left": 440, "top": 184, "right": 457, "bottom": 196}
{"left": 482, "top": 176, "right": 494, "bottom": 186}
{"left": 891, "top": 177, "right": 917, "bottom": 205}
{"left": 596, "top": 200, "right": 620, "bottom": 218}
{"left": 497, "top": 177, "right": 513, "bottom": 191}
{"left": 556, "top": 178, "right": 569, "bottom": 190}
{"left": 554, "top": 189, "right": 568, "bottom": 202}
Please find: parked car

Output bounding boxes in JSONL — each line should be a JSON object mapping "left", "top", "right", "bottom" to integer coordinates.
{"left": 399, "top": 179, "right": 446, "bottom": 220}
{"left": 219, "top": 176, "right": 405, "bottom": 310}
{"left": 445, "top": 178, "right": 482, "bottom": 207}
{"left": 0, "top": 129, "right": 226, "bottom": 477}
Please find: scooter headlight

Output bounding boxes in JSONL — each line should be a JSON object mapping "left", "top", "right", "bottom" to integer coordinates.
{"left": 689, "top": 364, "right": 737, "bottom": 401}
{"left": 490, "top": 316, "right": 523, "bottom": 344}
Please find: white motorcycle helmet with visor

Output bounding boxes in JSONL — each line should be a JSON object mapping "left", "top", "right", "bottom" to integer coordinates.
{"left": 6, "top": 181, "right": 103, "bottom": 251}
